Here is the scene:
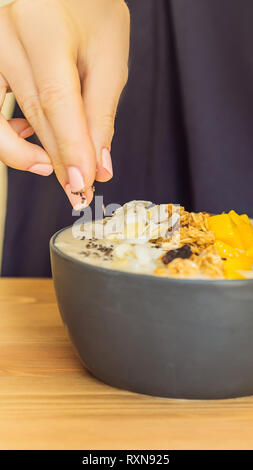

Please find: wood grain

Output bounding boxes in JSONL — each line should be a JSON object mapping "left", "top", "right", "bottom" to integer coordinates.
{"left": 0, "top": 278, "right": 253, "bottom": 450}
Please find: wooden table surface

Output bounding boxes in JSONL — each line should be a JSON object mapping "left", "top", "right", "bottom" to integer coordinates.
{"left": 1, "top": 278, "right": 253, "bottom": 450}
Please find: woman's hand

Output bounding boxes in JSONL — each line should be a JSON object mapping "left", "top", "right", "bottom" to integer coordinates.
{"left": 0, "top": 0, "right": 130, "bottom": 208}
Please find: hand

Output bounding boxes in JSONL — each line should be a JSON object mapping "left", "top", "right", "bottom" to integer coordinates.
{"left": 0, "top": 0, "right": 130, "bottom": 208}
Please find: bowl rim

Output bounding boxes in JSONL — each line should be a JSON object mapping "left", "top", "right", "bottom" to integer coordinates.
{"left": 50, "top": 226, "right": 253, "bottom": 286}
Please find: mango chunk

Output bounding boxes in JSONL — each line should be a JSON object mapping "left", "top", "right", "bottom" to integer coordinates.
{"left": 223, "top": 255, "right": 253, "bottom": 279}
{"left": 208, "top": 214, "right": 244, "bottom": 249}
{"left": 224, "top": 255, "right": 253, "bottom": 272}
{"left": 223, "top": 267, "right": 246, "bottom": 280}
{"left": 229, "top": 210, "right": 251, "bottom": 226}
{"left": 236, "top": 223, "right": 253, "bottom": 250}
{"left": 246, "top": 247, "right": 253, "bottom": 257}
{"left": 241, "top": 214, "right": 251, "bottom": 225}
{"left": 214, "top": 240, "right": 242, "bottom": 259}
{"left": 229, "top": 210, "right": 242, "bottom": 226}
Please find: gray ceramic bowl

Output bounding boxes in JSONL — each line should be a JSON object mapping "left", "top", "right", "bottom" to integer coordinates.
{"left": 50, "top": 227, "right": 253, "bottom": 399}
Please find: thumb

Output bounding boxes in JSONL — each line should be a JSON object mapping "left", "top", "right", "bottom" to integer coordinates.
{"left": 9, "top": 118, "right": 34, "bottom": 139}
{"left": 0, "top": 113, "right": 53, "bottom": 175}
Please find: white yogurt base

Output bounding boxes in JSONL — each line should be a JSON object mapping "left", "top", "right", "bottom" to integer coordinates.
{"left": 55, "top": 224, "right": 168, "bottom": 275}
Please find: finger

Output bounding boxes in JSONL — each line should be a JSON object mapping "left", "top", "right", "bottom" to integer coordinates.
{"left": 9, "top": 118, "right": 34, "bottom": 138}
{"left": 14, "top": 2, "right": 97, "bottom": 192}
{"left": 83, "top": 16, "right": 129, "bottom": 182}
{"left": 0, "top": 10, "right": 55, "bottom": 175}
{"left": 5, "top": 54, "right": 63, "bottom": 177}
{"left": 65, "top": 184, "right": 94, "bottom": 211}
{"left": 0, "top": 75, "right": 34, "bottom": 138}
{"left": 0, "top": 112, "right": 53, "bottom": 175}
{"left": 1, "top": 45, "right": 71, "bottom": 194}
{"left": 84, "top": 66, "right": 127, "bottom": 182}
{"left": 84, "top": 70, "right": 117, "bottom": 183}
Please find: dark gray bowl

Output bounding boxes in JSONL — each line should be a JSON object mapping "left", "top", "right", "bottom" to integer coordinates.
{"left": 50, "top": 227, "right": 253, "bottom": 399}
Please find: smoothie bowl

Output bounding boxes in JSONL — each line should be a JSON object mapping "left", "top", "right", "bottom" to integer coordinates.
{"left": 50, "top": 201, "right": 253, "bottom": 399}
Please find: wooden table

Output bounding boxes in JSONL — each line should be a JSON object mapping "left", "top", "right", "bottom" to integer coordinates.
{"left": 1, "top": 278, "right": 253, "bottom": 450}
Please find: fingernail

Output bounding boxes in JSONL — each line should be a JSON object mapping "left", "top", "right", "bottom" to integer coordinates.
{"left": 65, "top": 184, "right": 88, "bottom": 210}
{"left": 102, "top": 148, "right": 113, "bottom": 176}
{"left": 28, "top": 163, "right": 53, "bottom": 176}
{"left": 19, "top": 126, "right": 34, "bottom": 139}
{"left": 67, "top": 166, "right": 85, "bottom": 193}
